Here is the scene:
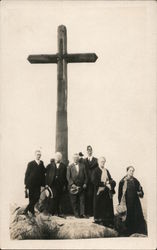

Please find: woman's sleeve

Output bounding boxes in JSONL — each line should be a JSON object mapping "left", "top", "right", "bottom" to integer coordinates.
{"left": 107, "top": 170, "right": 116, "bottom": 190}
{"left": 136, "top": 179, "right": 144, "bottom": 198}
{"left": 118, "top": 180, "right": 123, "bottom": 204}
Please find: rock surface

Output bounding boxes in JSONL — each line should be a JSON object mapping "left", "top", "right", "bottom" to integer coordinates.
{"left": 10, "top": 204, "right": 147, "bottom": 240}
{"left": 10, "top": 204, "right": 118, "bottom": 240}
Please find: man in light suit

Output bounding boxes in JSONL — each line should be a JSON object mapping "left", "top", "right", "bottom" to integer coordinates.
{"left": 45, "top": 152, "right": 67, "bottom": 216}
{"left": 67, "top": 153, "right": 88, "bottom": 218}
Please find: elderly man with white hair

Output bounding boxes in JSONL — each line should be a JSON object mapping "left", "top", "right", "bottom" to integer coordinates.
{"left": 92, "top": 156, "right": 116, "bottom": 228}
{"left": 45, "top": 152, "right": 67, "bottom": 217}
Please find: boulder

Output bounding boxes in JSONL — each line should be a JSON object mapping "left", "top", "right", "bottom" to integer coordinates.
{"left": 53, "top": 216, "right": 118, "bottom": 239}
{"left": 10, "top": 204, "right": 118, "bottom": 240}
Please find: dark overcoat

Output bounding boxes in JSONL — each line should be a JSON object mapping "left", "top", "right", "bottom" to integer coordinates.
{"left": 92, "top": 167, "right": 116, "bottom": 225}
{"left": 45, "top": 162, "right": 67, "bottom": 192}
{"left": 24, "top": 160, "right": 45, "bottom": 189}
{"left": 45, "top": 162, "right": 67, "bottom": 215}
{"left": 84, "top": 157, "right": 98, "bottom": 182}
{"left": 84, "top": 157, "right": 98, "bottom": 216}
{"left": 118, "top": 176, "right": 146, "bottom": 234}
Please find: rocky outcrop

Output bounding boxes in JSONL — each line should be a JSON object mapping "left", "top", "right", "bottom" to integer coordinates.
{"left": 10, "top": 204, "right": 147, "bottom": 240}
{"left": 56, "top": 217, "right": 118, "bottom": 239}
{"left": 10, "top": 204, "right": 118, "bottom": 240}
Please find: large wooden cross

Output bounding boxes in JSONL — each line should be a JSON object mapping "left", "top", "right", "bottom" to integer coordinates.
{"left": 28, "top": 25, "right": 98, "bottom": 164}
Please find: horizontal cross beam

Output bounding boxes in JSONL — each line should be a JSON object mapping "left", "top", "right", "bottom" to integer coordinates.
{"left": 27, "top": 53, "right": 98, "bottom": 64}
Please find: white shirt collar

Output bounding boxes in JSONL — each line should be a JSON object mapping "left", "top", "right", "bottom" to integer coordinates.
{"left": 55, "top": 162, "right": 60, "bottom": 168}
{"left": 88, "top": 156, "right": 93, "bottom": 161}
{"left": 35, "top": 160, "right": 40, "bottom": 165}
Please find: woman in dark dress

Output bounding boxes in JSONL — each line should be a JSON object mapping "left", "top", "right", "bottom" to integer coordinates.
{"left": 118, "top": 166, "right": 146, "bottom": 235}
{"left": 92, "top": 157, "right": 116, "bottom": 227}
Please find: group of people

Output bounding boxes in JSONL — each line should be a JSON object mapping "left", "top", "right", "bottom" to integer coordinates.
{"left": 24, "top": 145, "right": 146, "bottom": 236}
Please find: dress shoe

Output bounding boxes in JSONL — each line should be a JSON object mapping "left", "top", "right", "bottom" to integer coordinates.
{"left": 58, "top": 214, "right": 66, "bottom": 218}
{"left": 79, "top": 215, "right": 87, "bottom": 218}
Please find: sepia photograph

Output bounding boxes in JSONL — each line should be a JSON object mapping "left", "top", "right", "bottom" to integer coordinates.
{"left": 0, "top": 0, "right": 156, "bottom": 249}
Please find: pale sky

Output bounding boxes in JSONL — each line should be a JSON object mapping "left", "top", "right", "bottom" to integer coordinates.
{"left": 0, "top": 1, "right": 156, "bottom": 247}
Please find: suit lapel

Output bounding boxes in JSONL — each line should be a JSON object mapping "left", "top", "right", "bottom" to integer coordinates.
{"left": 58, "top": 162, "right": 62, "bottom": 170}
{"left": 97, "top": 167, "right": 102, "bottom": 181}
{"left": 72, "top": 163, "right": 78, "bottom": 176}
{"left": 91, "top": 157, "right": 96, "bottom": 165}
{"left": 34, "top": 160, "right": 39, "bottom": 166}
{"left": 86, "top": 157, "right": 96, "bottom": 168}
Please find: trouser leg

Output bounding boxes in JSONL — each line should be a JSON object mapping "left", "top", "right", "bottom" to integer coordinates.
{"left": 25, "top": 187, "right": 40, "bottom": 214}
{"left": 55, "top": 193, "right": 61, "bottom": 215}
{"left": 85, "top": 183, "right": 94, "bottom": 216}
{"left": 79, "top": 191, "right": 85, "bottom": 216}
{"left": 52, "top": 188, "right": 62, "bottom": 215}
{"left": 70, "top": 194, "right": 79, "bottom": 216}
{"left": 47, "top": 198, "right": 55, "bottom": 215}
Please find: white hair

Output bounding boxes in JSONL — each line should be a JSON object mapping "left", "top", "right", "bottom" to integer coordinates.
{"left": 35, "top": 150, "right": 41, "bottom": 155}
{"left": 98, "top": 156, "right": 106, "bottom": 162}
{"left": 55, "top": 152, "right": 62, "bottom": 158}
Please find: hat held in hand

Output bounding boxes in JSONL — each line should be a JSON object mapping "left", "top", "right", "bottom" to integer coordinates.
{"left": 45, "top": 185, "right": 53, "bottom": 198}
{"left": 70, "top": 184, "right": 81, "bottom": 195}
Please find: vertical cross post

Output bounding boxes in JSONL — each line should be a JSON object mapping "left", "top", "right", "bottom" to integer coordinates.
{"left": 56, "top": 25, "right": 68, "bottom": 164}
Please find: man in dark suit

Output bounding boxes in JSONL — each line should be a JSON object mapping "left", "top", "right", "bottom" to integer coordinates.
{"left": 84, "top": 145, "right": 98, "bottom": 217}
{"left": 24, "top": 150, "right": 45, "bottom": 216}
{"left": 67, "top": 153, "right": 88, "bottom": 218}
{"left": 45, "top": 152, "right": 67, "bottom": 216}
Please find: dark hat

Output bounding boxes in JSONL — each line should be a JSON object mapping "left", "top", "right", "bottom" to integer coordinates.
{"left": 79, "top": 152, "right": 84, "bottom": 157}
{"left": 87, "top": 145, "right": 92, "bottom": 150}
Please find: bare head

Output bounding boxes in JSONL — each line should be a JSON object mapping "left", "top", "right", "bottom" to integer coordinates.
{"left": 73, "top": 153, "right": 79, "bottom": 164}
{"left": 98, "top": 157, "right": 106, "bottom": 168}
{"left": 35, "top": 150, "right": 41, "bottom": 161}
{"left": 54, "top": 152, "right": 62, "bottom": 163}
{"left": 126, "top": 166, "right": 135, "bottom": 177}
{"left": 87, "top": 145, "right": 93, "bottom": 157}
